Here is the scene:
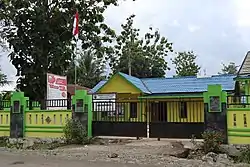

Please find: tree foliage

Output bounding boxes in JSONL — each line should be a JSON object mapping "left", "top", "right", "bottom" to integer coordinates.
{"left": 172, "top": 51, "right": 201, "bottom": 77}
{"left": 0, "top": 0, "right": 117, "bottom": 100}
{"left": 0, "top": 55, "right": 9, "bottom": 87}
{"left": 67, "top": 50, "right": 105, "bottom": 88}
{"left": 0, "top": 68, "right": 8, "bottom": 87}
{"left": 109, "top": 14, "right": 173, "bottom": 78}
{"left": 219, "top": 62, "right": 238, "bottom": 75}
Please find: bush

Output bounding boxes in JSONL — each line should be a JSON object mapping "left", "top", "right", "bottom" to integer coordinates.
{"left": 201, "top": 130, "right": 224, "bottom": 154}
{"left": 235, "top": 146, "right": 250, "bottom": 164}
{"left": 63, "top": 119, "right": 89, "bottom": 144}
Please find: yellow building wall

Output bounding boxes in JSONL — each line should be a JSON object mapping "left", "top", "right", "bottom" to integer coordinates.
{"left": 148, "top": 98, "right": 204, "bottom": 123}
{"left": 0, "top": 110, "right": 10, "bottom": 136}
{"left": 167, "top": 100, "right": 204, "bottom": 122}
{"left": 25, "top": 110, "right": 72, "bottom": 138}
{"left": 95, "top": 74, "right": 145, "bottom": 122}
{"left": 98, "top": 74, "right": 141, "bottom": 94}
{"left": 228, "top": 108, "right": 250, "bottom": 144}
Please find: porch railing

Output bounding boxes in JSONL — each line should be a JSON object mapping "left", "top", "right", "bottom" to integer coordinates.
{"left": 227, "top": 95, "right": 250, "bottom": 108}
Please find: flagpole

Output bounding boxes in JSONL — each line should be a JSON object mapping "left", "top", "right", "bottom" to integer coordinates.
{"left": 74, "top": 40, "right": 77, "bottom": 93}
{"left": 73, "top": 10, "right": 79, "bottom": 94}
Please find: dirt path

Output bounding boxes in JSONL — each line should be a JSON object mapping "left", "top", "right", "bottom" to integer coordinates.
{"left": 0, "top": 151, "right": 153, "bottom": 167}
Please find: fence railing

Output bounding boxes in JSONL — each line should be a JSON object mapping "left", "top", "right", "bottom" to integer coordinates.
{"left": 0, "top": 100, "right": 11, "bottom": 110}
{"left": 92, "top": 99, "right": 204, "bottom": 123}
{"left": 227, "top": 95, "right": 250, "bottom": 108}
{"left": 92, "top": 100, "right": 146, "bottom": 122}
{"left": 27, "top": 99, "right": 71, "bottom": 110}
{"left": 1, "top": 99, "right": 72, "bottom": 110}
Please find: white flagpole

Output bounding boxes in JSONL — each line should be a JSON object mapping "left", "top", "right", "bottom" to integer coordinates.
{"left": 73, "top": 11, "right": 79, "bottom": 94}
{"left": 74, "top": 40, "right": 78, "bottom": 93}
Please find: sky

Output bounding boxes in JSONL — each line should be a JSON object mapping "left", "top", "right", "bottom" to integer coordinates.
{"left": 1, "top": 0, "right": 250, "bottom": 90}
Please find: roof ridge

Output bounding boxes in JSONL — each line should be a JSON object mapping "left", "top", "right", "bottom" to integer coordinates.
{"left": 140, "top": 79, "right": 151, "bottom": 93}
{"left": 118, "top": 72, "right": 151, "bottom": 94}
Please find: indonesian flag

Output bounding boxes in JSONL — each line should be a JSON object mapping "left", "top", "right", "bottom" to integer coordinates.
{"left": 73, "top": 11, "right": 79, "bottom": 39}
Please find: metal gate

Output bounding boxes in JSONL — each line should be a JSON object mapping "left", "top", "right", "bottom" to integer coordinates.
{"left": 92, "top": 98, "right": 147, "bottom": 137}
{"left": 10, "top": 100, "right": 24, "bottom": 138}
{"left": 148, "top": 100, "right": 204, "bottom": 138}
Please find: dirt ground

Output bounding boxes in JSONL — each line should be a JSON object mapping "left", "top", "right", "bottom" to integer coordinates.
{"left": 0, "top": 139, "right": 193, "bottom": 167}
{"left": 0, "top": 138, "right": 246, "bottom": 167}
{"left": 0, "top": 151, "right": 153, "bottom": 167}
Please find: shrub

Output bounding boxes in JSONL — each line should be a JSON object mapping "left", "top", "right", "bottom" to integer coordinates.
{"left": 201, "top": 130, "right": 224, "bottom": 154}
{"left": 63, "top": 119, "right": 89, "bottom": 144}
{"left": 235, "top": 146, "right": 250, "bottom": 164}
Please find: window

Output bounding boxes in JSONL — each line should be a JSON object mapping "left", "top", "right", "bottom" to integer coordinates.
{"left": 180, "top": 102, "right": 187, "bottom": 118}
{"left": 130, "top": 102, "right": 137, "bottom": 118}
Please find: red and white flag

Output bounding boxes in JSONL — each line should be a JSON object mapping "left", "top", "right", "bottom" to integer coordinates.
{"left": 72, "top": 11, "right": 79, "bottom": 39}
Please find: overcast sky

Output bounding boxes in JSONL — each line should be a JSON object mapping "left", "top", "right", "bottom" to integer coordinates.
{"left": 1, "top": 0, "right": 250, "bottom": 90}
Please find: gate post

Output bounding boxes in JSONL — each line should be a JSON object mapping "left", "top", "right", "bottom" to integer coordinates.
{"left": 10, "top": 92, "right": 26, "bottom": 138}
{"left": 72, "top": 90, "right": 92, "bottom": 138}
{"left": 203, "top": 85, "right": 228, "bottom": 144}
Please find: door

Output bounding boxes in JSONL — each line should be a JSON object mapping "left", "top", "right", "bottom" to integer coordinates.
{"left": 150, "top": 101, "right": 167, "bottom": 122}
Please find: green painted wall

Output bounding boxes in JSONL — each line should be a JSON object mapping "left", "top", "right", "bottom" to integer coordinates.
{"left": 0, "top": 90, "right": 93, "bottom": 138}
{"left": 203, "top": 84, "right": 227, "bottom": 112}
{"left": 72, "top": 90, "right": 92, "bottom": 138}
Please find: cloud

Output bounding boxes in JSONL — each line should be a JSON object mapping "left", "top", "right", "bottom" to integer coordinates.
{"left": 1, "top": 0, "right": 250, "bottom": 90}
{"left": 233, "top": 0, "right": 250, "bottom": 27}
{"left": 187, "top": 24, "right": 200, "bottom": 33}
{"left": 104, "top": 0, "right": 249, "bottom": 76}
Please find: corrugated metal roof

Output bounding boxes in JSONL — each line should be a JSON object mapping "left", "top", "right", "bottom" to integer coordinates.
{"left": 141, "top": 74, "right": 236, "bottom": 94}
{"left": 238, "top": 51, "right": 250, "bottom": 75}
{"left": 118, "top": 72, "right": 151, "bottom": 93}
{"left": 89, "top": 80, "right": 107, "bottom": 94}
{"left": 90, "top": 73, "right": 236, "bottom": 94}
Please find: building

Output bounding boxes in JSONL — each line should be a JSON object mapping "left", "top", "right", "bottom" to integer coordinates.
{"left": 90, "top": 72, "right": 235, "bottom": 138}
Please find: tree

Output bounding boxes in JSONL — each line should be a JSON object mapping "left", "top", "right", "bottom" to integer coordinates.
{"left": 0, "top": 0, "right": 118, "bottom": 100}
{"left": 109, "top": 15, "right": 173, "bottom": 78}
{"left": 219, "top": 62, "right": 238, "bottom": 75}
{"left": 0, "top": 55, "right": 9, "bottom": 87}
{"left": 0, "top": 68, "right": 8, "bottom": 86}
{"left": 67, "top": 50, "right": 105, "bottom": 88}
{"left": 172, "top": 51, "right": 201, "bottom": 77}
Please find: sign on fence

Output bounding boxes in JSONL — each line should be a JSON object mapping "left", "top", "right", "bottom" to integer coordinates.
{"left": 47, "top": 73, "right": 67, "bottom": 110}
{"left": 93, "top": 94, "right": 116, "bottom": 115}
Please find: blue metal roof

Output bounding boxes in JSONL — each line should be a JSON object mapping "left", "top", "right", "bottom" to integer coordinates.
{"left": 118, "top": 72, "right": 151, "bottom": 93}
{"left": 141, "top": 75, "right": 236, "bottom": 94}
{"left": 89, "top": 80, "right": 107, "bottom": 94}
{"left": 90, "top": 73, "right": 236, "bottom": 94}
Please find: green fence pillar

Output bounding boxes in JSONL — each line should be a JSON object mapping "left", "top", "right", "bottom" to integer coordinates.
{"left": 72, "top": 90, "right": 92, "bottom": 138}
{"left": 203, "top": 85, "right": 228, "bottom": 143}
{"left": 10, "top": 92, "right": 26, "bottom": 138}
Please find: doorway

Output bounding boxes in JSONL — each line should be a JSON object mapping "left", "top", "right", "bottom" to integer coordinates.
{"left": 150, "top": 101, "right": 167, "bottom": 122}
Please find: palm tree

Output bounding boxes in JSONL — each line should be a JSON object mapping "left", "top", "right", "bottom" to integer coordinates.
{"left": 67, "top": 50, "right": 105, "bottom": 88}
